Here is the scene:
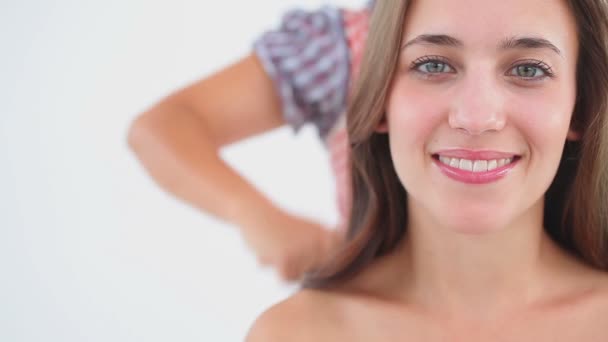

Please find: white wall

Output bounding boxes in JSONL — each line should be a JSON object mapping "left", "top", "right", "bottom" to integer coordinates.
{"left": 0, "top": 0, "right": 364, "bottom": 340}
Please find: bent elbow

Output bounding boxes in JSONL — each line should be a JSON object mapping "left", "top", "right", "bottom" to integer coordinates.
{"left": 127, "top": 107, "right": 169, "bottom": 155}
{"left": 127, "top": 113, "right": 152, "bottom": 153}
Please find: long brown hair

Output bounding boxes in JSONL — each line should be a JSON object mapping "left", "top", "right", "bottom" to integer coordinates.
{"left": 304, "top": 0, "right": 608, "bottom": 288}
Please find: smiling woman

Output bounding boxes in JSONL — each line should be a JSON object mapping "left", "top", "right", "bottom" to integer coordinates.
{"left": 247, "top": 0, "right": 608, "bottom": 340}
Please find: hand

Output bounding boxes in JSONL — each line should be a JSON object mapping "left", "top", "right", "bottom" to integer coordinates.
{"left": 240, "top": 212, "right": 344, "bottom": 282}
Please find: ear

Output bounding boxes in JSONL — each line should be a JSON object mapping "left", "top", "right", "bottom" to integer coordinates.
{"left": 374, "top": 113, "right": 389, "bottom": 133}
{"left": 566, "top": 128, "right": 581, "bottom": 141}
{"left": 567, "top": 113, "right": 581, "bottom": 141}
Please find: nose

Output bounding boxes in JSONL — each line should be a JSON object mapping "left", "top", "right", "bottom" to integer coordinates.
{"left": 448, "top": 74, "right": 507, "bottom": 135}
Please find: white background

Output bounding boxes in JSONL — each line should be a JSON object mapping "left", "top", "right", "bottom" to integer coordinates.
{"left": 1, "top": 0, "right": 364, "bottom": 340}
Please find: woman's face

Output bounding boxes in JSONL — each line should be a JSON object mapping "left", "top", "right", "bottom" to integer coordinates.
{"left": 387, "top": 0, "right": 579, "bottom": 233}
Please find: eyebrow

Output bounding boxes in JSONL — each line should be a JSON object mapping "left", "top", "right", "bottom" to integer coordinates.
{"left": 401, "top": 34, "right": 463, "bottom": 49}
{"left": 401, "top": 34, "right": 563, "bottom": 57}
{"left": 499, "top": 36, "right": 562, "bottom": 56}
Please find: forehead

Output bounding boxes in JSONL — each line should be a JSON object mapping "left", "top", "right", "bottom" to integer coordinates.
{"left": 403, "top": 0, "right": 578, "bottom": 56}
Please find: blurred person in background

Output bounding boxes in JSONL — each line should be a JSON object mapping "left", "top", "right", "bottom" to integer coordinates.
{"left": 128, "top": 1, "right": 373, "bottom": 282}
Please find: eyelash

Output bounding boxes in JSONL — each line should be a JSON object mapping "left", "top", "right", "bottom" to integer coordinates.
{"left": 409, "top": 55, "right": 555, "bottom": 81}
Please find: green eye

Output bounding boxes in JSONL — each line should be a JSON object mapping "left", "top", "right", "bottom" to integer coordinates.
{"left": 514, "top": 65, "right": 544, "bottom": 78}
{"left": 509, "top": 60, "right": 554, "bottom": 80}
{"left": 417, "top": 61, "right": 453, "bottom": 73}
{"left": 410, "top": 56, "right": 454, "bottom": 75}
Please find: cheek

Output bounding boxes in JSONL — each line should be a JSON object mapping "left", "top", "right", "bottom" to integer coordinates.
{"left": 385, "top": 80, "right": 449, "bottom": 187}
{"left": 386, "top": 80, "right": 447, "bottom": 147}
{"left": 507, "top": 88, "right": 575, "bottom": 157}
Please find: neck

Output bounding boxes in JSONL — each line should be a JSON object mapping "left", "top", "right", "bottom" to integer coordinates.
{"left": 395, "top": 198, "right": 571, "bottom": 319}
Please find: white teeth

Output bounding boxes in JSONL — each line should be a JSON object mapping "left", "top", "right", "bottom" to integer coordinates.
{"left": 459, "top": 159, "right": 473, "bottom": 171}
{"left": 472, "top": 160, "right": 488, "bottom": 172}
{"left": 487, "top": 159, "right": 498, "bottom": 171}
{"left": 437, "top": 156, "right": 515, "bottom": 172}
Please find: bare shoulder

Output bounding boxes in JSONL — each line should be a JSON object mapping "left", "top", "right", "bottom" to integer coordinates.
{"left": 245, "top": 289, "right": 339, "bottom": 342}
{"left": 245, "top": 257, "right": 403, "bottom": 342}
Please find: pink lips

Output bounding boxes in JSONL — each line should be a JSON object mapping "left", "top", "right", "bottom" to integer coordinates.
{"left": 432, "top": 149, "right": 520, "bottom": 185}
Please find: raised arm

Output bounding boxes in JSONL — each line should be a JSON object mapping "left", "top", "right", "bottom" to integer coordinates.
{"left": 127, "top": 54, "right": 337, "bottom": 281}
{"left": 128, "top": 54, "right": 283, "bottom": 223}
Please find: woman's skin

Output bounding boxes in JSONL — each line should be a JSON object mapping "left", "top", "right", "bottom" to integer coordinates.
{"left": 128, "top": 55, "right": 341, "bottom": 281}
{"left": 247, "top": 0, "right": 608, "bottom": 340}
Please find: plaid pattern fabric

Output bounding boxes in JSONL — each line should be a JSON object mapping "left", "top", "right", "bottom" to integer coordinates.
{"left": 254, "top": 6, "right": 351, "bottom": 138}
{"left": 254, "top": 4, "right": 371, "bottom": 229}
